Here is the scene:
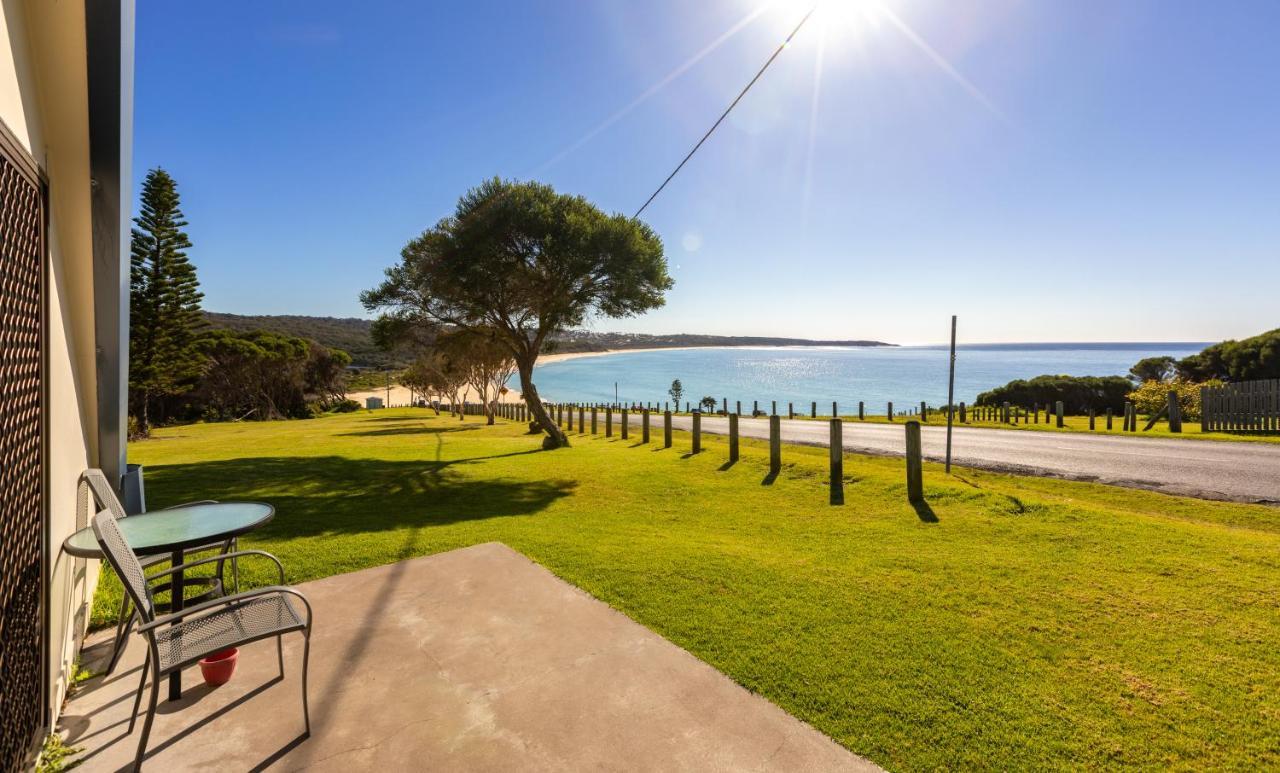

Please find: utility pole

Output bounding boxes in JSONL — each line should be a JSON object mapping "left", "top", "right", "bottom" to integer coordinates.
{"left": 945, "top": 315, "right": 957, "bottom": 473}
{"left": 386, "top": 370, "right": 391, "bottom": 408}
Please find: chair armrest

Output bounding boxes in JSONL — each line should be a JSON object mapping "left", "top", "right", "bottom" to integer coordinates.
{"left": 144, "top": 550, "right": 284, "bottom": 586}
{"left": 139, "top": 586, "right": 312, "bottom": 632}
{"left": 159, "top": 500, "right": 219, "bottom": 509}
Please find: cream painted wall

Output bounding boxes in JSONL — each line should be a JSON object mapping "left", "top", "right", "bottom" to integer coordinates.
{"left": 2, "top": 0, "right": 108, "bottom": 729}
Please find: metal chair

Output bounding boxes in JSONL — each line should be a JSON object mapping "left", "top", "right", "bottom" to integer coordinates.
{"left": 91, "top": 508, "right": 313, "bottom": 771}
{"left": 79, "top": 469, "right": 238, "bottom": 675}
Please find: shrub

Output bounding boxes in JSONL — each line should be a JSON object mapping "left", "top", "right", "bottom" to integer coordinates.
{"left": 1127, "top": 379, "right": 1222, "bottom": 421}
{"left": 975, "top": 375, "right": 1132, "bottom": 414}
{"left": 330, "top": 398, "right": 361, "bottom": 413}
{"left": 1177, "top": 328, "right": 1280, "bottom": 382}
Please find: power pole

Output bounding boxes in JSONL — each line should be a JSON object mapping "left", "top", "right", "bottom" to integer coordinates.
{"left": 945, "top": 315, "right": 957, "bottom": 473}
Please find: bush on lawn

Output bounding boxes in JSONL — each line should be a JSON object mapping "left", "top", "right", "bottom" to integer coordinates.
{"left": 975, "top": 374, "right": 1132, "bottom": 414}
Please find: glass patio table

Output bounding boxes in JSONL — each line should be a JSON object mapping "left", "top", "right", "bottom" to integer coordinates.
{"left": 63, "top": 501, "right": 275, "bottom": 700}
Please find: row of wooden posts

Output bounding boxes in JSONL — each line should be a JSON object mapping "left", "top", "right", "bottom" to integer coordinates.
{"left": 537, "top": 401, "right": 928, "bottom": 505}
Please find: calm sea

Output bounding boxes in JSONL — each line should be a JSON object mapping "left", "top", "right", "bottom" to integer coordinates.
{"left": 529, "top": 343, "right": 1209, "bottom": 409}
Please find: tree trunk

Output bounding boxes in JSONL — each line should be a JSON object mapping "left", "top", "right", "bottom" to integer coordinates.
{"left": 518, "top": 359, "right": 567, "bottom": 448}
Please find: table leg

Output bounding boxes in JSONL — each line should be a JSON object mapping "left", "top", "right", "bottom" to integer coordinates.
{"left": 168, "top": 548, "right": 184, "bottom": 701}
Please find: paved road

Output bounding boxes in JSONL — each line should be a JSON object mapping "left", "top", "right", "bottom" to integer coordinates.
{"left": 619, "top": 413, "right": 1280, "bottom": 503}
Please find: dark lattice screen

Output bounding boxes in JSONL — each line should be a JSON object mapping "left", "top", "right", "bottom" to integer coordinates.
{"left": 0, "top": 137, "right": 45, "bottom": 771}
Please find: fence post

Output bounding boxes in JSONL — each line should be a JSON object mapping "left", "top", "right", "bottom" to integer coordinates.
{"left": 620, "top": 409, "right": 628, "bottom": 440}
{"left": 859, "top": 401, "right": 865, "bottom": 420}
{"left": 605, "top": 407, "right": 613, "bottom": 437}
{"left": 753, "top": 400, "right": 758, "bottom": 415}
{"left": 692, "top": 411, "right": 702, "bottom": 453}
{"left": 591, "top": 406, "right": 598, "bottom": 434}
{"left": 832, "top": 401, "right": 838, "bottom": 418}
{"left": 1105, "top": 408, "right": 1113, "bottom": 430}
{"left": 788, "top": 402, "right": 794, "bottom": 420}
{"left": 723, "top": 397, "right": 728, "bottom": 415}
{"left": 579, "top": 405, "right": 586, "bottom": 433}
{"left": 811, "top": 401, "right": 817, "bottom": 418}
{"left": 905, "top": 420, "right": 924, "bottom": 504}
{"left": 888, "top": 401, "right": 894, "bottom": 420}
{"left": 663, "top": 411, "right": 672, "bottom": 448}
{"left": 1168, "top": 390, "right": 1182, "bottom": 433}
{"left": 959, "top": 402, "right": 966, "bottom": 423}
{"left": 642, "top": 409, "right": 650, "bottom": 443}
{"left": 769, "top": 414, "right": 781, "bottom": 476}
{"left": 830, "top": 419, "right": 844, "bottom": 505}
{"left": 736, "top": 400, "right": 742, "bottom": 416}
{"left": 921, "top": 401, "right": 928, "bottom": 421}
{"left": 1199, "top": 387, "right": 1208, "bottom": 432}
{"left": 772, "top": 400, "right": 777, "bottom": 415}
{"left": 1055, "top": 401, "right": 1064, "bottom": 428}
{"left": 729, "top": 413, "right": 740, "bottom": 462}
{"left": 1089, "top": 409, "right": 1095, "bottom": 430}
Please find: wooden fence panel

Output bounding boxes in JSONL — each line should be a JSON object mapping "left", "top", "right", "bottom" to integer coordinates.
{"left": 1201, "top": 379, "right": 1280, "bottom": 434}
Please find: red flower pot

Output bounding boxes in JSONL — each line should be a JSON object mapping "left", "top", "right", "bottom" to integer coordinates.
{"left": 199, "top": 648, "right": 238, "bottom": 686}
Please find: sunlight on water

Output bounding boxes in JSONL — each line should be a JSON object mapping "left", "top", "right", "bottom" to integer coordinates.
{"left": 527, "top": 343, "right": 1208, "bottom": 408}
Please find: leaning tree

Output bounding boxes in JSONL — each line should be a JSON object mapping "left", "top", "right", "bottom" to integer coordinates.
{"left": 361, "top": 178, "right": 671, "bottom": 447}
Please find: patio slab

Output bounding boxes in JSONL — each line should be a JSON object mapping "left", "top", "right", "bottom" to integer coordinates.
{"left": 63, "top": 542, "right": 877, "bottom": 771}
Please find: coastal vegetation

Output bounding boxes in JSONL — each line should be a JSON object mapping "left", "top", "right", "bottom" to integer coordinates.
{"left": 361, "top": 178, "right": 672, "bottom": 448}
{"left": 975, "top": 374, "right": 1133, "bottom": 413}
{"left": 128, "top": 170, "right": 353, "bottom": 434}
{"left": 1177, "top": 327, "right": 1280, "bottom": 381}
{"left": 102, "top": 409, "right": 1280, "bottom": 769}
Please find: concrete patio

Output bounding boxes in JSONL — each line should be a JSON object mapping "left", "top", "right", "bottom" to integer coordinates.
{"left": 62, "top": 542, "right": 876, "bottom": 771}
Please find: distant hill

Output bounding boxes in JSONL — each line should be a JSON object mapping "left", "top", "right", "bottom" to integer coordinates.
{"left": 203, "top": 312, "right": 894, "bottom": 368}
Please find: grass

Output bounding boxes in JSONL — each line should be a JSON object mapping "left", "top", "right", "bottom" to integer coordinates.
{"left": 103, "top": 409, "right": 1280, "bottom": 770}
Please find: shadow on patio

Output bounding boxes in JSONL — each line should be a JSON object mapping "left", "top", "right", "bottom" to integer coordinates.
{"left": 62, "top": 543, "right": 876, "bottom": 771}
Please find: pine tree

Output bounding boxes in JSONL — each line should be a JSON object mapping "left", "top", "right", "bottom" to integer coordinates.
{"left": 129, "top": 168, "right": 205, "bottom": 434}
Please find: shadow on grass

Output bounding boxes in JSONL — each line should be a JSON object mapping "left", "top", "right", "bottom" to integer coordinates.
{"left": 718, "top": 460, "right": 737, "bottom": 471}
{"left": 339, "top": 424, "right": 481, "bottom": 438}
{"left": 912, "top": 499, "right": 939, "bottom": 523}
{"left": 141, "top": 452, "right": 575, "bottom": 540}
{"left": 761, "top": 470, "right": 779, "bottom": 486}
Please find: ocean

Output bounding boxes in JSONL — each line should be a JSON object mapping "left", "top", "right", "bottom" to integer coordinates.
{"left": 528, "top": 342, "right": 1209, "bottom": 409}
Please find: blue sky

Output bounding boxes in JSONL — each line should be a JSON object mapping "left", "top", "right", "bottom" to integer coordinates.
{"left": 134, "top": 1, "right": 1280, "bottom": 344}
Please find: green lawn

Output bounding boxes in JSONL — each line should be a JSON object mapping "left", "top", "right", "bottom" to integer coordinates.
{"left": 106, "top": 409, "right": 1280, "bottom": 770}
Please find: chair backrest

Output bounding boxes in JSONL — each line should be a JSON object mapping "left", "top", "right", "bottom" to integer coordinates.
{"left": 91, "top": 509, "right": 156, "bottom": 623}
{"left": 80, "top": 469, "right": 128, "bottom": 520}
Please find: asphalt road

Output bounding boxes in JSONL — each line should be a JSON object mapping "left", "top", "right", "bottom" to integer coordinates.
{"left": 621, "top": 413, "right": 1280, "bottom": 504}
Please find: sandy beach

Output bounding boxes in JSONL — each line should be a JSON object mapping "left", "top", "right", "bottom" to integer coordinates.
{"left": 345, "top": 347, "right": 683, "bottom": 407}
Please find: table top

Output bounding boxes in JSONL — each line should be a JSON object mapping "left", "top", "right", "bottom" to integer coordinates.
{"left": 62, "top": 502, "right": 274, "bottom": 558}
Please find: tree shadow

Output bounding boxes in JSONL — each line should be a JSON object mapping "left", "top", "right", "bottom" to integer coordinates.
{"left": 338, "top": 424, "right": 482, "bottom": 437}
{"left": 141, "top": 452, "right": 576, "bottom": 540}
{"left": 911, "top": 499, "right": 939, "bottom": 523}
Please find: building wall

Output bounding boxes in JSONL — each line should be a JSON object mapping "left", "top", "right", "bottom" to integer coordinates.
{"left": 1, "top": 0, "right": 111, "bottom": 728}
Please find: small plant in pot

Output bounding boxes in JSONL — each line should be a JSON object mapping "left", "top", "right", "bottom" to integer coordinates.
{"left": 199, "top": 648, "right": 238, "bottom": 686}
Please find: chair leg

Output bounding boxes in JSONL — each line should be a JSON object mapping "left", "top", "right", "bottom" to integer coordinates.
{"left": 301, "top": 631, "right": 311, "bottom": 736}
{"left": 106, "top": 594, "right": 134, "bottom": 675}
{"left": 127, "top": 649, "right": 150, "bottom": 735}
{"left": 134, "top": 658, "right": 161, "bottom": 771}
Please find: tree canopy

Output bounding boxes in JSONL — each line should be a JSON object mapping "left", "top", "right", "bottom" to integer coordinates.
{"left": 362, "top": 178, "right": 672, "bottom": 447}
{"left": 1176, "top": 328, "right": 1280, "bottom": 382}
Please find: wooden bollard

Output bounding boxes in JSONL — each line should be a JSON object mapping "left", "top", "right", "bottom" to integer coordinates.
{"left": 921, "top": 401, "right": 928, "bottom": 421}
{"left": 591, "top": 406, "right": 598, "bottom": 434}
{"left": 1002, "top": 402, "right": 1010, "bottom": 423}
{"left": 811, "top": 401, "right": 817, "bottom": 418}
{"left": 959, "top": 402, "right": 967, "bottom": 423}
{"left": 605, "top": 407, "right": 613, "bottom": 437}
{"left": 829, "top": 419, "right": 844, "bottom": 505}
{"left": 888, "top": 401, "right": 894, "bottom": 420}
{"left": 621, "top": 409, "right": 628, "bottom": 439}
{"left": 788, "top": 402, "right": 794, "bottom": 420}
{"left": 832, "top": 401, "right": 838, "bottom": 418}
{"left": 772, "top": 400, "right": 777, "bottom": 415}
{"left": 663, "top": 411, "right": 672, "bottom": 448}
{"left": 1106, "top": 408, "right": 1113, "bottom": 430}
{"left": 1088, "top": 409, "right": 1095, "bottom": 430}
{"left": 1168, "top": 390, "right": 1183, "bottom": 433}
{"left": 642, "top": 409, "right": 650, "bottom": 443}
{"left": 579, "top": 406, "right": 586, "bottom": 432}
{"left": 729, "top": 413, "right": 740, "bottom": 462}
{"left": 722, "top": 397, "right": 728, "bottom": 414}
{"left": 736, "top": 401, "right": 741, "bottom": 416}
{"left": 753, "top": 400, "right": 758, "bottom": 415}
{"left": 1055, "top": 401, "right": 1064, "bottom": 428}
{"left": 692, "top": 411, "right": 701, "bottom": 453}
{"left": 905, "top": 420, "right": 924, "bottom": 503}
{"left": 769, "top": 414, "right": 781, "bottom": 475}
{"left": 859, "top": 401, "right": 865, "bottom": 420}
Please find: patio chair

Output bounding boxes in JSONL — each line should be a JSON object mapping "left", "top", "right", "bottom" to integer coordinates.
{"left": 79, "top": 469, "right": 239, "bottom": 675}
{"left": 91, "top": 508, "right": 313, "bottom": 771}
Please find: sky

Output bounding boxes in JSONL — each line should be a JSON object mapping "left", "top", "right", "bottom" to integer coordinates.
{"left": 133, "top": 0, "right": 1280, "bottom": 345}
